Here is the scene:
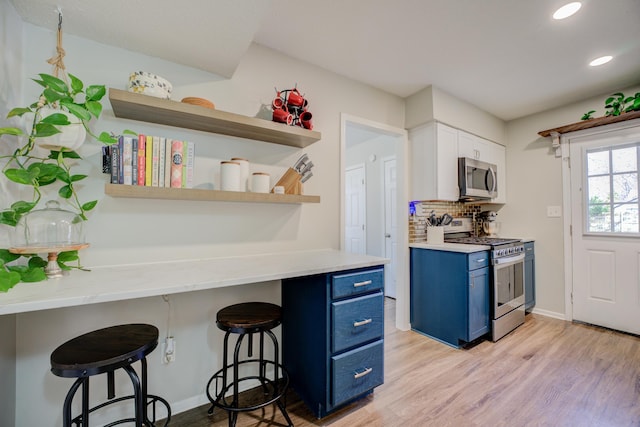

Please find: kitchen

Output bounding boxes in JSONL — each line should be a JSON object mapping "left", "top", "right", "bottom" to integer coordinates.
{"left": 1, "top": 1, "right": 640, "bottom": 426}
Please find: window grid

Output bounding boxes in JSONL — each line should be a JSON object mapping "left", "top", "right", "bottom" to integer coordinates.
{"left": 585, "top": 143, "right": 640, "bottom": 234}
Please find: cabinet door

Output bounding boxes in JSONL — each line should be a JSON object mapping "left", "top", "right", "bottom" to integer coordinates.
{"left": 524, "top": 242, "right": 535, "bottom": 311}
{"left": 409, "top": 122, "right": 459, "bottom": 201}
{"left": 457, "top": 130, "right": 479, "bottom": 159}
{"left": 468, "top": 267, "right": 490, "bottom": 341}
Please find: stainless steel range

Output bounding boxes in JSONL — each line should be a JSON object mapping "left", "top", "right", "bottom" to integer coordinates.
{"left": 444, "top": 219, "right": 525, "bottom": 341}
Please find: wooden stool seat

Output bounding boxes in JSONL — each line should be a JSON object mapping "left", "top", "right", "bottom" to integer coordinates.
{"left": 207, "top": 302, "right": 293, "bottom": 427}
{"left": 51, "top": 324, "right": 158, "bottom": 377}
{"left": 216, "top": 302, "right": 282, "bottom": 333}
{"left": 50, "top": 324, "right": 171, "bottom": 427}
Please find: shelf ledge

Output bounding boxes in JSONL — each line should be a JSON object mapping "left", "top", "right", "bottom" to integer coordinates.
{"left": 104, "top": 183, "right": 320, "bottom": 204}
{"left": 108, "top": 88, "right": 321, "bottom": 148}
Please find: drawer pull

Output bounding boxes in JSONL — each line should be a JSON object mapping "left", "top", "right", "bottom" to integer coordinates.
{"left": 353, "top": 318, "right": 373, "bottom": 327}
{"left": 475, "top": 258, "right": 486, "bottom": 263}
{"left": 353, "top": 367, "right": 373, "bottom": 379}
{"left": 353, "top": 280, "right": 372, "bottom": 288}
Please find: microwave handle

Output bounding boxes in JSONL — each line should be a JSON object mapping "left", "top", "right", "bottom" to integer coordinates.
{"left": 487, "top": 166, "right": 497, "bottom": 194}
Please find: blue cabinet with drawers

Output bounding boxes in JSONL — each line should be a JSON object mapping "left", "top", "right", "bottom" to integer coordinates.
{"left": 282, "top": 266, "right": 385, "bottom": 418}
{"left": 410, "top": 248, "right": 490, "bottom": 347}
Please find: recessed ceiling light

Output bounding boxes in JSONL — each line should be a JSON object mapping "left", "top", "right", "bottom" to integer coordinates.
{"left": 553, "top": 2, "right": 582, "bottom": 20}
{"left": 589, "top": 56, "right": 613, "bottom": 66}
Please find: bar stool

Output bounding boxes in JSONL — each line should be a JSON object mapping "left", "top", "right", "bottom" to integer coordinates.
{"left": 50, "top": 323, "right": 172, "bottom": 427}
{"left": 206, "top": 302, "right": 293, "bottom": 427}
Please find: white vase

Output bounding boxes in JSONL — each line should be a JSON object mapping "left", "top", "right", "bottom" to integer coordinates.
{"left": 31, "top": 107, "right": 87, "bottom": 151}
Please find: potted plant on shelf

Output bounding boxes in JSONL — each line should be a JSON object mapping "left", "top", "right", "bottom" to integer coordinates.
{"left": 0, "top": 72, "right": 128, "bottom": 292}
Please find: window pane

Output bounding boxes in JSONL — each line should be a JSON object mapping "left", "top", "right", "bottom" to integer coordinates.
{"left": 612, "top": 146, "right": 637, "bottom": 173}
{"left": 613, "top": 204, "right": 639, "bottom": 232}
{"left": 588, "top": 176, "right": 610, "bottom": 203}
{"left": 588, "top": 203, "right": 610, "bottom": 232}
{"left": 613, "top": 173, "right": 638, "bottom": 202}
{"left": 587, "top": 150, "right": 609, "bottom": 175}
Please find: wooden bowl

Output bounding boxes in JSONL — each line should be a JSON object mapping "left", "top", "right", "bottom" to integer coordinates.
{"left": 181, "top": 97, "right": 215, "bottom": 109}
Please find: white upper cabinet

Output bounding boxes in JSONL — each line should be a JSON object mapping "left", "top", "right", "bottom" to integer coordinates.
{"left": 409, "top": 122, "right": 459, "bottom": 202}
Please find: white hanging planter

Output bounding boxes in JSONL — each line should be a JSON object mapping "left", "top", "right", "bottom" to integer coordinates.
{"left": 31, "top": 107, "right": 87, "bottom": 151}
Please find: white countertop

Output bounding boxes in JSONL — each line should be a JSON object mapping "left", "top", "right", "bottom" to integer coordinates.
{"left": 0, "top": 249, "right": 389, "bottom": 316}
{"left": 409, "top": 242, "right": 490, "bottom": 253}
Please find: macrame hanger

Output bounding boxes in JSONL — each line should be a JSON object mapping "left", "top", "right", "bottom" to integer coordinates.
{"left": 46, "top": 7, "right": 66, "bottom": 79}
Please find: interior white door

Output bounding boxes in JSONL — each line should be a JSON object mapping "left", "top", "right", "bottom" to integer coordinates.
{"left": 345, "top": 165, "right": 366, "bottom": 254}
{"left": 384, "top": 157, "right": 397, "bottom": 298}
{"left": 569, "top": 126, "right": 640, "bottom": 334}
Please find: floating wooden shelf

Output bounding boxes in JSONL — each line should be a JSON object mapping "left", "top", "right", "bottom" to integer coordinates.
{"left": 104, "top": 184, "right": 320, "bottom": 204}
{"left": 108, "top": 88, "right": 322, "bottom": 148}
{"left": 539, "top": 111, "right": 640, "bottom": 137}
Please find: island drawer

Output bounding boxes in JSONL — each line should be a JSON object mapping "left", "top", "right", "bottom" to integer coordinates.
{"left": 468, "top": 251, "right": 490, "bottom": 270}
{"left": 331, "top": 291, "right": 384, "bottom": 353}
{"left": 331, "top": 339, "right": 384, "bottom": 406}
{"left": 331, "top": 268, "right": 384, "bottom": 299}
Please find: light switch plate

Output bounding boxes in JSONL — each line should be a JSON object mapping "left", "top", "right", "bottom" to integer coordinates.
{"left": 547, "top": 206, "right": 562, "bottom": 217}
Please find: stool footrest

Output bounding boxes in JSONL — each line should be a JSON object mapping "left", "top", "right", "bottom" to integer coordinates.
{"left": 206, "top": 359, "right": 290, "bottom": 413}
{"left": 71, "top": 394, "right": 172, "bottom": 427}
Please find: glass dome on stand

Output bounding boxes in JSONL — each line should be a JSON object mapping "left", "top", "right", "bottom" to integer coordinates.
{"left": 9, "top": 200, "right": 89, "bottom": 278}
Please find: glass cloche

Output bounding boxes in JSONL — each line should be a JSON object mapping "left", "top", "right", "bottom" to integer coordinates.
{"left": 11, "top": 200, "right": 85, "bottom": 249}
{"left": 9, "top": 200, "right": 89, "bottom": 278}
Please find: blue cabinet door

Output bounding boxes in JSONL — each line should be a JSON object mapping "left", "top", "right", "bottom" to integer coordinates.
{"left": 524, "top": 242, "right": 535, "bottom": 312}
{"left": 468, "top": 267, "right": 490, "bottom": 340}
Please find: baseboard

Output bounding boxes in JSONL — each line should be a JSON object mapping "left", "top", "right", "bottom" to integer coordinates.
{"left": 169, "top": 394, "right": 210, "bottom": 416}
{"left": 529, "top": 307, "right": 566, "bottom": 321}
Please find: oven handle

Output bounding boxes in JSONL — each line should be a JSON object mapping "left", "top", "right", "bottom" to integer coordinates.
{"left": 493, "top": 253, "right": 525, "bottom": 266}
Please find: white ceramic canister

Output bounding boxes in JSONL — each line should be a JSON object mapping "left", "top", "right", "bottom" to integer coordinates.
{"left": 230, "top": 157, "right": 249, "bottom": 191}
{"left": 251, "top": 172, "right": 271, "bottom": 193}
{"left": 220, "top": 161, "right": 241, "bottom": 191}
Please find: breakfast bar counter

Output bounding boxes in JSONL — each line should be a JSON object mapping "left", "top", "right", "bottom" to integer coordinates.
{"left": 0, "top": 249, "right": 389, "bottom": 315}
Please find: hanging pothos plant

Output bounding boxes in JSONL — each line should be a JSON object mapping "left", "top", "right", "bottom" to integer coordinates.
{"left": 581, "top": 91, "right": 640, "bottom": 120}
{"left": 0, "top": 73, "right": 132, "bottom": 292}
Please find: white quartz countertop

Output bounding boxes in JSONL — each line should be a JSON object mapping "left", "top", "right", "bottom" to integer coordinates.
{"left": 409, "top": 242, "right": 490, "bottom": 253}
{"left": 0, "top": 249, "right": 389, "bottom": 315}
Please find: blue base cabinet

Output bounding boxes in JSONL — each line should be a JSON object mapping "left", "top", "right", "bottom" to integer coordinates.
{"left": 282, "top": 266, "right": 385, "bottom": 418}
{"left": 524, "top": 241, "right": 536, "bottom": 312}
{"left": 410, "top": 248, "right": 490, "bottom": 348}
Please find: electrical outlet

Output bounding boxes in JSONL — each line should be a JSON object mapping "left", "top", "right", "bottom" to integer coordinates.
{"left": 161, "top": 337, "right": 176, "bottom": 364}
{"left": 547, "top": 206, "right": 562, "bottom": 217}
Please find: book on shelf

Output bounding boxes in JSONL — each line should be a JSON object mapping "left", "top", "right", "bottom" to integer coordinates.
{"left": 158, "top": 137, "right": 166, "bottom": 188}
{"left": 145, "top": 134, "right": 152, "bottom": 186}
{"left": 170, "top": 140, "right": 184, "bottom": 188}
{"left": 110, "top": 144, "right": 119, "bottom": 184}
{"left": 137, "top": 134, "right": 146, "bottom": 186}
{"left": 131, "top": 137, "right": 138, "bottom": 185}
{"left": 164, "top": 139, "right": 172, "bottom": 187}
{"left": 102, "top": 145, "right": 111, "bottom": 174}
{"left": 185, "top": 141, "right": 195, "bottom": 189}
{"left": 151, "top": 136, "right": 160, "bottom": 187}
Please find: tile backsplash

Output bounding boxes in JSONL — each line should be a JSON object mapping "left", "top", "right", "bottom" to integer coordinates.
{"left": 409, "top": 201, "right": 483, "bottom": 243}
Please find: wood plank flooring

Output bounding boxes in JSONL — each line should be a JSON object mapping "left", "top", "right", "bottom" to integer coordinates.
{"left": 167, "top": 299, "right": 640, "bottom": 426}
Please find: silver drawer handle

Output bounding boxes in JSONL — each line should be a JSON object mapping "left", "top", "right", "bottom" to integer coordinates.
{"left": 353, "top": 318, "right": 373, "bottom": 327}
{"left": 475, "top": 258, "right": 486, "bottom": 263}
{"left": 354, "top": 367, "right": 373, "bottom": 379}
{"left": 353, "top": 280, "right": 372, "bottom": 288}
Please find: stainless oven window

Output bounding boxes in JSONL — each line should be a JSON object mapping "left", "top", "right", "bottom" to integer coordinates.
{"left": 494, "top": 258, "right": 524, "bottom": 318}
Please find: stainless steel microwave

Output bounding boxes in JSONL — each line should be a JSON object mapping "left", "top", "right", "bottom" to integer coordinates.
{"left": 458, "top": 157, "right": 497, "bottom": 201}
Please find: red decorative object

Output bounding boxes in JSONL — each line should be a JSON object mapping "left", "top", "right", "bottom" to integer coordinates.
{"left": 272, "top": 86, "right": 313, "bottom": 130}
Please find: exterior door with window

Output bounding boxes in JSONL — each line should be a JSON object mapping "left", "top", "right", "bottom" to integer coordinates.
{"left": 569, "top": 124, "right": 640, "bottom": 334}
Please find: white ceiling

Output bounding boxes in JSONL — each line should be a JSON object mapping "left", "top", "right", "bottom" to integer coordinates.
{"left": 9, "top": 0, "right": 640, "bottom": 121}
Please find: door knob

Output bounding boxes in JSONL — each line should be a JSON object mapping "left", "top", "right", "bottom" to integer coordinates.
{"left": 385, "top": 234, "right": 391, "bottom": 238}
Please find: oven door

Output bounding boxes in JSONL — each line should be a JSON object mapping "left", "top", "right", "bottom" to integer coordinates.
{"left": 493, "top": 253, "right": 525, "bottom": 318}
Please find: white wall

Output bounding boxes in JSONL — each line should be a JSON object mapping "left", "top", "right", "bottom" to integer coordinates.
{"left": 345, "top": 135, "right": 396, "bottom": 256}
{"left": 0, "top": 0, "right": 22, "bottom": 425}
{"left": 1, "top": 18, "right": 406, "bottom": 426}
{"left": 500, "top": 83, "right": 640, "bottom": 317}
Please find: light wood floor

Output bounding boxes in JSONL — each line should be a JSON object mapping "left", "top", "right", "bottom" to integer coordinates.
{"left": 167, "top": 299, "right": 640, "bottom": 427}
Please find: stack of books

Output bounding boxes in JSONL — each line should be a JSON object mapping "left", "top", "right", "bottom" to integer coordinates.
{"left": 103, "top": 135, "right": 195, "bottom": 188}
